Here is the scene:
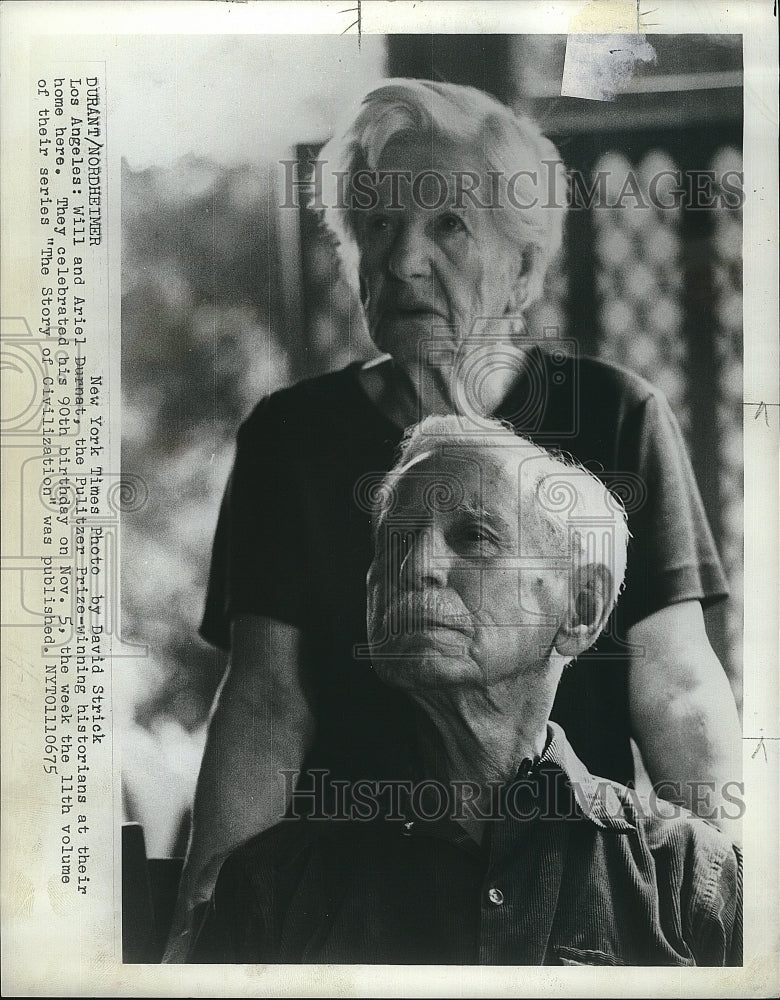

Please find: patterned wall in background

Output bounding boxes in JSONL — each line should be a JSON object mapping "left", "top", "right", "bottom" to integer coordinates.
{"left": 585, "top": 143, "right": 743, "bottom": 701}
{"left": 591, "top": 150, "right": 689, "bottom": 432}
{"left": 710, "top": 146, "right": 744, "bottom": 692}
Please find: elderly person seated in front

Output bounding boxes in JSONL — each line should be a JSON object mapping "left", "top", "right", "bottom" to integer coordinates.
{"left": 188, "top": 417, "right": 742, "bottom": 966}
{"left": 167, "top": 78, "right": 741, "bottom": 959}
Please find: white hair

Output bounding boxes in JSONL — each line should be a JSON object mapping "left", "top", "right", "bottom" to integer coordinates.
{"left": 374, "top": 414, "right": 629, "bottom": 616}
{"left": 317, "top": 78, "right": 568, "bottom": 307}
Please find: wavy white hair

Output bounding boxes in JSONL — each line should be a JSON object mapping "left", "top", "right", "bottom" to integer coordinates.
{"left": 316, "top": 78, "right": 568, "bottom": 309}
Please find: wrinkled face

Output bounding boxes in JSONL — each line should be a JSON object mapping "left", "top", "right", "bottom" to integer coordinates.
{"left": 355, "top": 139, "right": 522, "bottom": 363}
{"left": 367, "top": 447, "right": 568, "bottom": 692}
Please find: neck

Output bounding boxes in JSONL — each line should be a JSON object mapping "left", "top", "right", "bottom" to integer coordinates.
{"left": 364, "top": 339, "right": 529, "bottom": 426}
{"left": 408, "top": 668, "right": 556, "bottom": 792}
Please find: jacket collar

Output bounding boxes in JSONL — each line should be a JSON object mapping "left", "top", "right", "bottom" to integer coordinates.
{"left": 541, "top": 722, "right": 637, "bottom": 832}
{"left": 391, "top": 721, "right": 638, "bottom": 839}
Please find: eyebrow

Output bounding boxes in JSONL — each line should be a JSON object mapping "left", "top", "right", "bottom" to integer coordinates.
{"left": 451, "top": 498, "right": 512, "bottom": 535}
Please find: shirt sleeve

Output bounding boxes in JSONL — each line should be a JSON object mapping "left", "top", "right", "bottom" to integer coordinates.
{"left": 726, "top": 845, "right": 743, "bottom": 967}
{"left": 685, "top": 834, "right": 742, "bottom": 967}
{"left": 616, "top": 387, "right": 728, "bottom": 630}
{"left": 200, "top": 396, "right": 310, "bottom": 650}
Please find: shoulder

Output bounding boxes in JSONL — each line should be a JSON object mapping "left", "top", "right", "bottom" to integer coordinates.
{"left": 570, "top": 756, "right": 741, "bottom": 963}
{"left": 632, "top": 801, "right": 739, "bottom": 865}
{"left": 220, "top": 818, "right": 320, "bottom": 875}
{"left": 590, "top": 774, "right": 739, "bottom": 874}
{"left": 237, "top": 364, "right": 364, "bottom": 442}
{"left": 574, "top": 782, "right": 741, "bottom": 965}
{"left": 523, "top": 346, "right": 678, "bottom": 450}
{"left": 558, "top": 735, "right": 740, "bottom": 915}
{"left": 627, "top": 797, "right": 741, "bottom": 958}
{"left": 217, "top": 816, "right": 356, "bottom": 885}
{"left": 552, "top": 348, "right": 665, "bottom": 410}
{"left": 641, "top": 808, "right": 740, "bottom": 935}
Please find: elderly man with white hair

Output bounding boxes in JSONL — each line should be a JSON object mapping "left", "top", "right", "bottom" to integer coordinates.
{"left": 189, "top": 417, "right": 742, "bottom": 966}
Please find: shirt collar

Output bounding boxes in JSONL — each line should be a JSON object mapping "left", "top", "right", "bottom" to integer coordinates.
{"left": 395, "top": 721, "right": 638, "bottom": 840}
{"left": 539, "top": 722, "right": 637, "bottom": 831}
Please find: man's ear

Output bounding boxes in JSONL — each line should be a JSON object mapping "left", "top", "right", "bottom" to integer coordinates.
{"left": 553, "top": 561, "right": 614, "bottom": 660}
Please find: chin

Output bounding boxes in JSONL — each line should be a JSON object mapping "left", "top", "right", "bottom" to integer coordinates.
{"left": 371, "top": 321, "right": 429, "bottom": 358}
{"left": 371, "top": 638, "right": 474, "bottom": 690}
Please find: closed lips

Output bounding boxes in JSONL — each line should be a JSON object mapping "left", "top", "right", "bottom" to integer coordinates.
{"left": 391, "top": 294, "right": 442, "bottom": 316}
{"left": 396, "top": 305, "right": 440, "bottom": 318}
{"left": 393, "top": 596, "right": 475, "bottom": 638}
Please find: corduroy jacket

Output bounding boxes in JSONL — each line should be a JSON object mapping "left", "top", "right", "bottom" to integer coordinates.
{"left": 189, "top": 724, "right": 742, "bottom": 966}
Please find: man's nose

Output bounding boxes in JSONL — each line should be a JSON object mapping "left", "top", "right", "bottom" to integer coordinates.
{"left": 400, "top": 527, "right": 450, "bottom": 590}
{"left": 388, "top": 219, "right": 432, "bottom": 280}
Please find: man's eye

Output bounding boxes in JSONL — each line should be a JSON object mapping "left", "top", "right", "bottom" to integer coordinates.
{"left": 368, "top": 214, "right": 392, "bottom": 232}
{"left": 436, "top": 212, "right": 466, "bottom": 234}
{"left": 460, "top": 528, "right": 496, "bottom": 549}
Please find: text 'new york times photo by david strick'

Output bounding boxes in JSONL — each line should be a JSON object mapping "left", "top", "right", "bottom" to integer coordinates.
{"left": 0, "top": 1, "right": 777, "bottom": 995}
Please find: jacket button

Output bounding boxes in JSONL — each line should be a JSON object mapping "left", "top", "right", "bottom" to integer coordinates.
{"left": 487, "top": 887, "right": 504, "bottom": 906}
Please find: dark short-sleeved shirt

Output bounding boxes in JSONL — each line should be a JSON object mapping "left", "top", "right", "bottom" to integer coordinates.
{"left": 189, "top": 724, "right": 742, "bottom": 966}
{"left": 201, "top": 348, "right": 727, "bottom": 785}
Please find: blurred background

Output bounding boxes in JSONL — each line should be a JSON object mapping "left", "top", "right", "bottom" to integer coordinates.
{"left": 120, "top": 34, "right": 743, "bottom": 857}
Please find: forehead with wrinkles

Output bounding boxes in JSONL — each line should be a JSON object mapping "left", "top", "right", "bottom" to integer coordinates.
{"left": 375, "top": 443, "right": 557, "bottom": 553}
